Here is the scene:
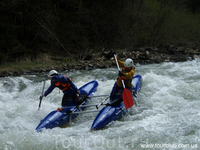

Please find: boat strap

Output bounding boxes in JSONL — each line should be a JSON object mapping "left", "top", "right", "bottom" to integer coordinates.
{"left": 115, "top": 107, "right": 127, "bottom": 116}
{"left": 57, "top": 107, "right": 63, "bottom": 112}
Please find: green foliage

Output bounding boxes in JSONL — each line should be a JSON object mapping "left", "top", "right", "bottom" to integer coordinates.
{"left": 63, "top": 57, "right": 74, "bottom": 62}
{"left": 0, "top": 0, "right": 200, "bottom": 64}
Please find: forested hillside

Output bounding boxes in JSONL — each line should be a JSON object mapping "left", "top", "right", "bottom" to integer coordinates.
{"left": 1, "top": 0, "right": 200, "bottom": 64}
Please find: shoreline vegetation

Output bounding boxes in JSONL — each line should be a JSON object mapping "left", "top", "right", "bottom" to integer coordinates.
{"left": 1, "top": 44, "right": 200, "bottom": 77}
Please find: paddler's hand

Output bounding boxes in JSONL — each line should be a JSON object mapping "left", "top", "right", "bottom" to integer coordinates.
{"left": 65, "top": 109, "right": 72, "bottom": 114}
{"left": 106, "top": 103, "right": 111, "bottom": 106}
{"left": 39, "top": 95, "right": 44, "bottom": 100}
{"left": 112, "top": 52, "right": 116, "bottom": 55}
{"left": 118, "top": 71, "right": 125, "bottom": 76}
{"left": 44, "top": 74, "right": 49, "bottom": 78}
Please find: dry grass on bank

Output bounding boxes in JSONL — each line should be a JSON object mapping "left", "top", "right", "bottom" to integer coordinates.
{"left": 0, "top": 54, "right": 61, "bottom": 73}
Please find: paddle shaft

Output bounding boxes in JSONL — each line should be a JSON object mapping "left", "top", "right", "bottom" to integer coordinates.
{"left": 114, "top": 54, "right": 126, "bottom": 88}
{"left": 38, "top": 79, "right": 46, "bottom": 110}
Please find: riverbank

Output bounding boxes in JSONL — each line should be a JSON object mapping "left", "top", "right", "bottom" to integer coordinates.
{"left": 1, "top": 44, "right": 200, "bottom": 77}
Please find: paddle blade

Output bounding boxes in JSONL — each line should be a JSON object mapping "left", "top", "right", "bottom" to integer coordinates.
{"left": 122, "top": 89, "right": 134, "bottom": 109}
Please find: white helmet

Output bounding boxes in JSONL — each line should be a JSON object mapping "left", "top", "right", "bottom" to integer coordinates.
{"left": 124, "top": 58, "right": 134, "bottom": 67}
{"left": 48, "top": 70, "right": 58, "bottom": 76}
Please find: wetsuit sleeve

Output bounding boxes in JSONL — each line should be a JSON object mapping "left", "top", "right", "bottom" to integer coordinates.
{"left": 70, "top": 82, "right": 78, "bottom": 91}
{"left": 44, "top": 83, "right": 55, "bottom": 96}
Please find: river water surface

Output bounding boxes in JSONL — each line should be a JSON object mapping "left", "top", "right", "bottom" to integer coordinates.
{"left": 1, "top": 59, "right": 200, "bottom": 150}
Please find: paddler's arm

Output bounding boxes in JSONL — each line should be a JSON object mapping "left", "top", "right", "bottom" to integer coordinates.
{"left": 113, "top": 56, "right": 125, "bottom": 68}
{"left": 43, "top": 83, "right": 55, "bottom": 97}
{"left": 123, "top": 69, "right": 135, "bottom": 79}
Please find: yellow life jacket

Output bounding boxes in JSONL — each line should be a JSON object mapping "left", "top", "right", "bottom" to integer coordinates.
{"left": 118, "top": 67, "right": 135, "bottom": 87}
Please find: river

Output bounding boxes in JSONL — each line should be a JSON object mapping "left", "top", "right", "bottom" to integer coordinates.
{"left": 0, "top": 59, "right": 200, "bottom": 150}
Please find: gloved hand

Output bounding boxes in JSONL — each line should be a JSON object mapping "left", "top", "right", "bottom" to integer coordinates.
{"left": 112, "top": 52, "right": 116, "bottom": 56}
{"left": 118, "top": 71, "right": 125, "bottom": 76}
{"left": 65, "top": 109, "right": 72, "bottom": 114}
{"left": 106, "top": 103, "right": 111, "bottom": 106}
{"left": 76, "top": 93, "right": 80, "bottom": 99}
{"left": 44, "top": 74, "right": 49, "bottom": 78}
{"left": 39, "top": 95, "right": 43, "bottom": 100}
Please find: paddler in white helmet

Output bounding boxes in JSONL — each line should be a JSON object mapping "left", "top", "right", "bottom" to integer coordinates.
{"left": 40, "top": 70, "right": 80, "bottom": 107}
{"left": 109, "top": 53, "right": 135, "bottom": 105}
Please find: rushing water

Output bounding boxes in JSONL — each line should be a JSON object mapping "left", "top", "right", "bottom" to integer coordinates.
{"left": 1, "top": 59, "right": 200, "bottom": 150}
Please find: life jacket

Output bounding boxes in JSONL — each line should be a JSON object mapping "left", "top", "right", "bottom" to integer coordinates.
{"left": 54, "top": 76, "right": 72, "bottom": 91}
{"left": 118, "top": 67, "right": 134, "bottom": 86}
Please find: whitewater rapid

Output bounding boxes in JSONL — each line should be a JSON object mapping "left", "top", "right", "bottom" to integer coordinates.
{"left": 0, "top": 59, "right": 200, "bottom": 149}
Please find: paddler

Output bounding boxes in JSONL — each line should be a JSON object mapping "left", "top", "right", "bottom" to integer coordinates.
{"left": 40, "top": 70, "right": 81, "bottom": 106}
{"left": 109, "top": 53, "right": 135, "bottom": 106}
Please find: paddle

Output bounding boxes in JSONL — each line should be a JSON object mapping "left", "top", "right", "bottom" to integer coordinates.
{"left": 114, "top": 54, "right": 134, "bottom": 109}
{"left": 38, "top": 78, "right": 46, "bottom": 110}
